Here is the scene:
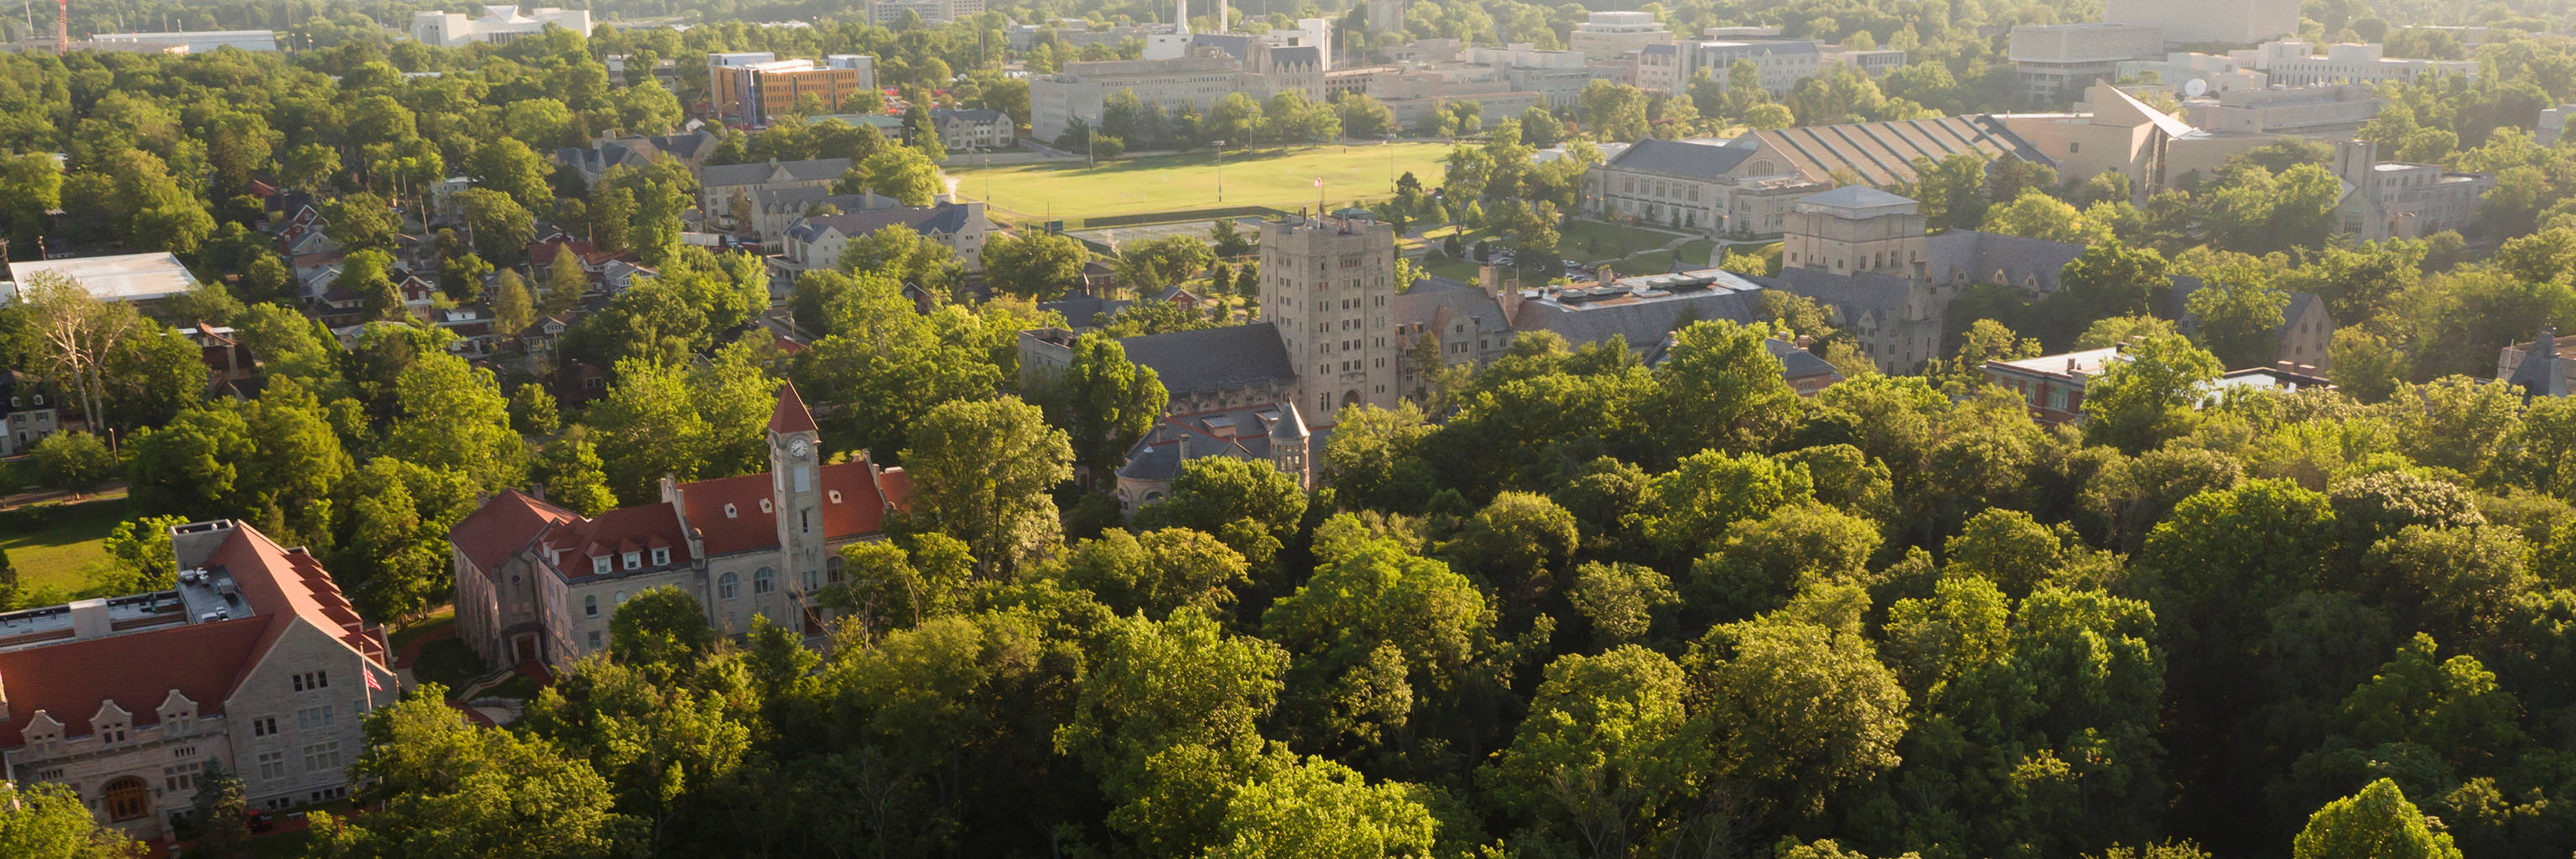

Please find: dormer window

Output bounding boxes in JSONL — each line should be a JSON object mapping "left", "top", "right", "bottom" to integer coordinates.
{"left": 591, "top": 556, "right": 611, "bottom": 575}
{"left": 759, "top": 499, "right": 772, "bottom": 513}
{"left": 724, "top": 503, "right": 738, "bottom": 518}
{"left": 622, "top": 551, "right": 641, "bottom": 570}
{"left": 828, "top": 490, "right": 843, "bottom": 503}
{"left": 651, "top": 548, "right": 669, "bottom": 565}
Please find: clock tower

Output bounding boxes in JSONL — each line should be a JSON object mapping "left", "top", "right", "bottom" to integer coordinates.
{"left": 766, "top": 383, "right": 826, "bottom": 603}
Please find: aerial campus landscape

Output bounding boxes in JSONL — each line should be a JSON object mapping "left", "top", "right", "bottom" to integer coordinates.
{"left": 1, "top": 0, "right": 2573, "bottom": 856}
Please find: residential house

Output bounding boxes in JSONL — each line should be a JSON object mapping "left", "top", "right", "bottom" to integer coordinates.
{"left": 552, "top": 128, "right": 722, "bottom": 185}
{"left": 779, "top": 201, "right": 994, "bottom": 273}
{"left": 747, "top": 188, "right": 902, "bottom": 243}
{"left": 2500, "top": 326, "right": 2574, "bottom": 399}
{"left": 931, "top": 108, "right": 1016, "bottom": 149}
{"left": 0, "top": 519, "right": 394, "bottom": 840}
{"left": 698, "top": 159, "right": 854, "bottom": 232}
{"left": 1, "top": 370, "right": 61, "bottom": 456}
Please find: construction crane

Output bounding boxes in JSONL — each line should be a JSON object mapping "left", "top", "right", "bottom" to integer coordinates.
{"left": 54, "top": 0, "right": 66, "bottom": 54}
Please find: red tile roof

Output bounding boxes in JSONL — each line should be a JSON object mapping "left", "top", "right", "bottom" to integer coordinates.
{"left": 768, "top": 382, "right": 818, "bottom": 434}
{"left": 0, "top": 523, "right": 387, "bottom": 747}
{"left": 674, "top": 458, "right": 901, "bottom": 557}
{"left": 552, "top": 502, "right": 695, "bottom": 580}
{"left": 446, "top": 489, "right": 580, "bottom": 575}
{"left": 674, "top": 472, "right": 779, "bottom": 557}
{"left": 0, "top": 617, "right": 267, "bottom": 742}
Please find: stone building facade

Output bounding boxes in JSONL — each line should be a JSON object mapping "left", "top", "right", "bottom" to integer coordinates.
{"left": 0, "top": 520, "right": 395, "bottom": 840}
{"left": 449, "top": 384, "right": 912, "bottom": 669}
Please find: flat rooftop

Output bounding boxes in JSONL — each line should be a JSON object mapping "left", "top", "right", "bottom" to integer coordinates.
{"left": 0, "top": 566, "right": 254, "bottom": 653}
{"left": 3, "top": 252, "right": 195, "bottom": 305}
{"left": 1520, "top": 268, "right": 1763, "bottom": 311}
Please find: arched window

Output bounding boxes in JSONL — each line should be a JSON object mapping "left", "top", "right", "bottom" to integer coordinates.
{"left": 754, "top": 567, "right": 776, "bottom": 594}
{"left": 827, "top": 555, "right": 844, "bottom": 584}
{"left": 718, "top": 573, "right": 739, "bottom": 600}
{"left": 104, "top": 777, "right": 150, "bottom": 821}
{"left": 614, "top": 591, "right": 627, "bottom": 606}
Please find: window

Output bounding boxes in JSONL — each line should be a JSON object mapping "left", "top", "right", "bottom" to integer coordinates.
{"left": 651, "top": 548, "right": 669, "bottom": 566}
{"left": 584, "top": 595, "right": 599, "bottom": 617}
{"left": 755, "top": 568, "right": 776, "bottom": 594}
{"left": 163, "top": 761, "right": 201, "bottom": 793}
{"left": 622, "top": 551, "right": 641, "bottom": 570}
{"left": 297, "top": 705, "right": 334, "bottom": 730}
{"left": 588, "top": 630, "right": 603, "bottom": 649}
{"left": 800, "top": 509, "right": 811, "bottom": 534}
{"left": 614, "top": 591, "right": 627, "bottom": 605}
{"left": 827, "top": 555, "right": 844, "bottom": 583}
{"left": 252, "top": 716, "right": 278, "bottom": 737}
{"left": 2068, "top": 141, "right": 2080, "bottom": 154}
{"left": 303, "top": 742, "right": 343, "bottom": 773}
{"left": 719, "top": 572, "right": 740, "bottom": 599}
{"left": 592, "top": 556, "right": 611, "bottom": 575}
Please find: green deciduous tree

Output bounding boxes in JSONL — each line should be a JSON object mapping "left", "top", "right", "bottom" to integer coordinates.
{"left": 902, "top": 396, "right": 1072, "bottom": 576}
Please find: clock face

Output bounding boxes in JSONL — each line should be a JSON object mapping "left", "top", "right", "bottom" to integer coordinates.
{"left": 788, "top": 437, "right": 811, "bottom": 458}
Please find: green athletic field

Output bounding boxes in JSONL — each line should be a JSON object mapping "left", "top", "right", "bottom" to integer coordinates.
{"left": 944, "top": 141, "right": 1455, "bottom": 220}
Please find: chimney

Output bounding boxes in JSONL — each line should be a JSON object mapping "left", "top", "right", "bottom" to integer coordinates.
{"left": 68, "top": 599, "right": 111, "bottom": 639}
{"left": 1597, "top": 264, "right": 1614, "bottom": 285}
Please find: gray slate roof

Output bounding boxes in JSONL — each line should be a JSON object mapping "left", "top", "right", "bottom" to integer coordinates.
{"left": 1509, "top": 287, "right": 1768, "bottom": 350}
{"left": 934, "top": 107, "right": 1010, "bottom": 123}
{"left": 1116, "top": 323, "right": 1296, "bottom": 394}
{"left": 1114, "top": 403, "right": 1337, "bottom": 482}
{"left": 1800, "top": 185, "right": 1918, "bottom": 208}
{"left": 1602, "top": 138, "right": 1757, "bottom": 181}
{"left": 1765, "top": 337, "right": 1841, "bottom": 378}
{"left": 701, "top": 157, "right": 854, "bottom": 188}
{"left": 1396, "top": 276, "right": 1509, "bottom": 331}
{"left": 785, "top": 202, "right": 979, "bottom": 242}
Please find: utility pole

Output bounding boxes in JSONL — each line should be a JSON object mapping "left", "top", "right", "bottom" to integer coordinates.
{"left": 55, "top": 0, "right": 68, "bottom": 54}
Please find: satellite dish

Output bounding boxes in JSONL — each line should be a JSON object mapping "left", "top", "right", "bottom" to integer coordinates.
{"left": 2183, "top": 78, "right": 2210, "bottom": 97}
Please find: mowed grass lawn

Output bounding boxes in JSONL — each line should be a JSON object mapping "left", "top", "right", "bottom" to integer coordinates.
{"left": 0, "top": 496, "right": 129, "bottom": 592}
{"left": 948, "top": 141, "right": 1454, "bottom": 219}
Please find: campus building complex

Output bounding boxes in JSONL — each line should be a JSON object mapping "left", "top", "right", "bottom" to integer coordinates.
{"left": 449, "top": 385, "right": 912, "bottom": 670}
{"left": 0, "top": 521, "right": 394, "bottom": 840}
{"left": 408, "top": 6, "right": 592, "bottom": 47}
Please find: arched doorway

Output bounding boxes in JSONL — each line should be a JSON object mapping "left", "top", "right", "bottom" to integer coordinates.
{"left": 104, "top": 777, "right": 150, "bottom": 821}
{"left": 1342, "top": 389, "right": 1362, "bottom": 408}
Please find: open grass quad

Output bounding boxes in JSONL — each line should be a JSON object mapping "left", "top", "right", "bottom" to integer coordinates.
{"left": 945, "top": 140, "right": 1456, "bottom": 220}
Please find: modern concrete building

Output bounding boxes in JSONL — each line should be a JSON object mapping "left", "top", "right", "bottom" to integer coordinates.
{"left": 2115, "top": 51, "right": 2268, "bottom": 96}
{"left": 408, "top": 6, "right": 592, "bottom": 47}
{"left": 87, "top": 30, "right": 277, "bottom": 52}
{"left": 1570, "top": 12, "right": 1674, "bottom": 60}
{"left": 1029, "top": 52, "right": 1245, "bottom": 142}
{"left": 2333, "top": 138, "right": 2493, "bottom": 242}
{"left": 2265, "top": 42, "right": 2479, "bottom": 86}
{"left": 0, "top": 520, "right": 394, "bottom": 840}
{"left": 2105, "top": 0, "right": 2298, "bottom": 46}
{"left": 864, "top": 0, "right": 986, "bottom": 25}
{"left": 711, "top": 56, "right": 878, "bottom": 127}
{"left": 2007, "top": 23, "right": 2167, "bottom": 104}
{"left": 2186, "top": 84, "right": 2381, "bottom": 136}
{"left": 1995, "top": 81, "right": 2272, "bottom": 202}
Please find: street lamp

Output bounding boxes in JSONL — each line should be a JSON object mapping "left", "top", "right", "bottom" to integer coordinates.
{"left": 1213, "top": 139, "right": 1225, "bottom": 202}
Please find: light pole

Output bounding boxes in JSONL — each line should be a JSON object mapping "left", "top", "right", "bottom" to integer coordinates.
{"left": 1213, "top": 139, "right": 1225, "bottom": 202}
{"left": 1085, "top": 113, "right": 1098, "bottom": 169}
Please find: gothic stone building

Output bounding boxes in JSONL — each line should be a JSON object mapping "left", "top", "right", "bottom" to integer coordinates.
{"left": 0, "top": 520, "right": 395, "bottom": 840}
{"left": 448, "top": 383, "right": 912, "bottom": 669}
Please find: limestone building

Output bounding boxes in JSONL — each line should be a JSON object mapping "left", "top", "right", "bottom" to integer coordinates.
{"left": 1262, "top": 214, "right": 1404, "bottom": 414}
{"left": 448, "top": 384, "right": 912, "bottom": 669}
{"left": 2006, "top": 23, "right": 2166, "bottom": 104}
{"left": 408, "top": 6, "right": 591, "bottom": 47}
{"left": 2264, "top": 43, "right": 2479, "bottom": 86}
{"left": 1569, "top": 12, "right": 1674, "bottom": 60}
{"left": 2104, "top": 0, "right": 2298, "bottom": 46}
{"left": 0, "top": 520, "right": 395, "bottom": 840}
{"left": 2332, "top": 139, "right": 2493, "bottom": 242}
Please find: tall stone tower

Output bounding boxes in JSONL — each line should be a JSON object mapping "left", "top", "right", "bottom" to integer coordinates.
{"left": 766, "top": 383, "right": 826, "bottom": 598}
{"left": 1261, "top": 211, "right": 1401, "bottom": 419}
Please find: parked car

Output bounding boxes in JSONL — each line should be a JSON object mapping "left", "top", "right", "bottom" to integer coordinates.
{"left": 245, "top": 809, "right": 275, "bottom": 833}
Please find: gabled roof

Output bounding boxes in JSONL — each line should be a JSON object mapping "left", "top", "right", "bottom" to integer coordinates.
{"left": 769, "top": 382, "right": 818, "bottom": 434}
{"left": 1602, "top": 138, "right": 1755, "bottom": 181}
{"left": 1115, "top": 324, "right": 1297, "bottom": 394}
{"left": 785, "top": 202, "right": 981, "bottom": 243}
{"left": 675, "top": 459, "right": 896, "bottom": 557}
{"left": 1746, "top": 115, "right": 2042, "bottom": 185}
{"left": 446, "top": 488, "right": 581, "bottom": 575}
{"left": 701, "top": 157, "right": 854, "bottom": 188}
{"left": 0, "top": 521, "right": 387, "bottom": 746}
